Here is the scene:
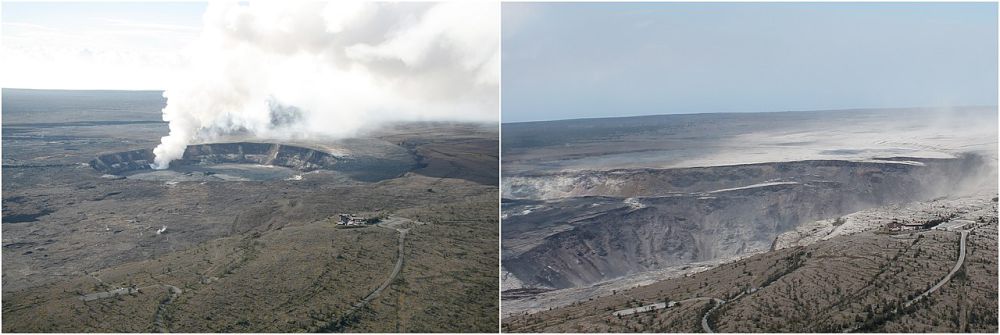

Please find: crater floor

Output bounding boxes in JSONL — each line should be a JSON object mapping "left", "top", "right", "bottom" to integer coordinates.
{"left": 125, "top": 163, "right": 304, "bottom": 182}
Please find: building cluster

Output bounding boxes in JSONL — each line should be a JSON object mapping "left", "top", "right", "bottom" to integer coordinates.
{"left": 338, "top": 214, "right": 371, "bottom": 226}
{"left": 885, "top": 218, "right": 930, "bottom": 231}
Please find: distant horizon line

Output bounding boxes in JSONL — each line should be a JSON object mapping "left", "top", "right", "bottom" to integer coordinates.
{"left": 3, "top": 88, "right": 994, "bottom": 124}
{"left": 3, "top": 87, "right": 165, "bottom": 93}
{"left": 502, "top": 105, "right": 999, "bottom": 125}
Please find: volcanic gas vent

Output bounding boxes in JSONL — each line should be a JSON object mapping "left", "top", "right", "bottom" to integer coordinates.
{"left": 90, "top": 142, "right": 339, "bottom": 174}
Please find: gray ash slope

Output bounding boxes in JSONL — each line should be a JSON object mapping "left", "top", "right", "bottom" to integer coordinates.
{"left": 504, "top": 155, "right": 991, "bottom": 289}
{"left": 502, "top": 108, "right": 998, "bottom": 292}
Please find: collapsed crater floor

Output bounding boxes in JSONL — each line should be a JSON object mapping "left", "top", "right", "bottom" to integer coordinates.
{"left": 502, "top": 154, "right": 996, "bottom": 290}
{"left": 124, "top": 163, "right": 304, "bottom": 182}
{"left": 500, "top": 108, "right": 998, "bottom": 331}
{"left": 89, "top": 141, "right": 419, "bottom": 183}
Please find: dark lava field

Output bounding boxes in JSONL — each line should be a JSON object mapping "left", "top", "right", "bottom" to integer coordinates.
{"left": 2, "top": 88, "right": 500, "bottom": 332}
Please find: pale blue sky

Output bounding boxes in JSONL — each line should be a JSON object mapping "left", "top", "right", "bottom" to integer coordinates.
{"left": 502, "top": 2, "right": 998, "bottom": 122}
{"left": 2, "top": 2, "right": 206, "bottom": 89}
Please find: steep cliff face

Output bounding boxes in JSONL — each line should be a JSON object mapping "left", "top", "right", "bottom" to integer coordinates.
{"left": 89, "top": 149, "right": 157, "bottom": 175}
{"left": 502, "top": 154, "right": 992, "bottom": 289}
{"left": 89, "top": 142, "right": 417, "bottom": 181}
{"left": 182, "top": 143, "right": 340, "bottom": 171}
{"left": 503, "top": 156, "right": 986, "bottom": 200}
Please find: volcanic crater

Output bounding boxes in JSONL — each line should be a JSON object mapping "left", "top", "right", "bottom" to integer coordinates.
{"left": 3, "top": 87, "right": 500, "bottom": 333}
{"left": 503, "top": 153, "right": 994, "bottom": 290}
{"left": 89, "top": 141, "right": 418, "bottom": 182}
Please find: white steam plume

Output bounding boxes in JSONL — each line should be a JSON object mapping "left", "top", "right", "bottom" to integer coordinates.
{"left": 152, "top": 2, "right": 499, "bottom": 169}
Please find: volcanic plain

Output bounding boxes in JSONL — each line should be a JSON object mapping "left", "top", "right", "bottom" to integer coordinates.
{"left": 2, "top": 88, "right": 499, "bottom": 332}
{"left": 501, "top": 107, "right": 998, "bottom": 332}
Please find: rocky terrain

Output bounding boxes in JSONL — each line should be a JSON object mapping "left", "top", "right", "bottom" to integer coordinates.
{"left": 501, "top": 108, "right": 998, "bottom": 331}
{"left": 2, "top": 89, "right": 499, "bottom": 332}
{"left": 503, "top": 196, "right": 997, "bottom": 332}
{"left": 503, "top": 155, "right": 992, "bottom": 290}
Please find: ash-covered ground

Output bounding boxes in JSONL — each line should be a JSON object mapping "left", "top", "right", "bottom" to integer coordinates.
{"left": 501, "top": 107, "right": 998, "bottom": 332}
{"left": 2, "top": 88, "right": 499, "bottom": 332}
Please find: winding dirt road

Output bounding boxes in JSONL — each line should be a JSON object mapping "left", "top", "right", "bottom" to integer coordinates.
{"left": 619, "top": 225, "right": 974, "bottom": 333}
{"left": 841, "top": 227, "right": 973, "bottom": 333}
{"left": 153, "top": 285, "right": 182, "bottom": 333}
{"left": 312, "top": 222, "right": 409, "bottom": 332}
{"left": 80, "top": 218, "right": 413, "bottom": 333}
{"left": 904, "top": 229, "right": 969, "bottom": 308}
{"left": 612, "top": 297, "right": 717, "bottom": 317}
{"left": 356, "top": 227, "right": 408, "bottom": 308}
{"left": 78, "top": 282, "right": 182, "bottom": 332}
{"left": 701, "top": 298, "right": 727, "bottom": 333}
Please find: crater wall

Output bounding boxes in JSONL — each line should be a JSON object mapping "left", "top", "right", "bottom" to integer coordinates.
{"left": 502, "top": 154, "right": 995, "bottom": 289}
{"left": 89, "top": 142, "right": 416, "bottom": 181}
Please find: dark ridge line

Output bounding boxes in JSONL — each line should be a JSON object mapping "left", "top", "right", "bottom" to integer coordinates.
{"left": 2, "top": 164, "right": 79, "bottom": 169}
{"left": 3, "top": 120, "right": 165, "bottom": 128}
{"left": 2, "top": 87, "right": 164, "bottom": 93}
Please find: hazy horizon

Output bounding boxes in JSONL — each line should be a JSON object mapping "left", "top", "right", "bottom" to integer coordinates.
{"left": 2, "top": 2, "right": 206, "bottom": 91}
{"left": 502, "top": 2, "right": 998, "bottom": 123}
{"left": 500, "top": 104, "right": 999, "bottom": 124}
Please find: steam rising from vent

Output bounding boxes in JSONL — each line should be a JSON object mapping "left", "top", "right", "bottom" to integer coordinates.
{"left": 152, "top": 2, "right": 499, "bottom": 169}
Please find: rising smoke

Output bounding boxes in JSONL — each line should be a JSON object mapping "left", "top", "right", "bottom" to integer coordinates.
{"left": 152, "top": 2, "right": 499, "bottom": 169}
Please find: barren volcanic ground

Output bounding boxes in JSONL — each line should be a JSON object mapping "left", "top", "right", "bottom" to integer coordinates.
{"left": 500, "top": 108, "right": 998, "bottom": 332}
{"left": 2, "top": 88, "right": 499, "bottom": 332}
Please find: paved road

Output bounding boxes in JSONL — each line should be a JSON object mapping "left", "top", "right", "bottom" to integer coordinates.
{"left": 701, "top": 298, "right": 726, "bottom": 333}
{"left": 612, "top": 297, "right": 716, "bottom": 317}
{"left": 700, "top": 287, "right": 759, "bottom": 332}
{"left": 153, "top": 285, "right": 182, "bottom": 333}
{"left": 904, "top": 229, "right": 969, "bottom": 308}
{"left": 84, "top": 219, "right": 413, "bottom": 332}
{"left": 842, "top": 228, "right": 972, "bottom": 333}
{"left": 610, "top": 288, "right": 750, "bottom": 333}
{"left": 356, "top": 228, "right": 408, "bottom": 307}
{"left": 79, "top": 287, "right": 139, "bottom": 302}
{"left": 78, "top": 283, "right": 182, "bottom": 332}
{"left": 312, "top": 224, "right": 408, "bottom": 331}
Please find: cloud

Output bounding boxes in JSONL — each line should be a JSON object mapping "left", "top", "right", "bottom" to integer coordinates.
{"left": 151, "top": 1, "right": 499, "bottom": 169}
{"left": 2, "top": 16, "right": 197, "bottom": 90}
